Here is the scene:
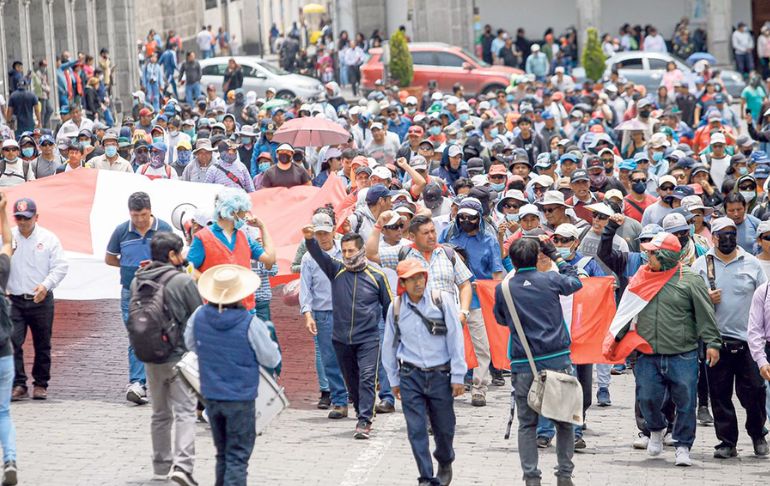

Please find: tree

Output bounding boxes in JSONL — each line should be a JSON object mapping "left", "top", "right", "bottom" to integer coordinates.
{"left": 389, "top": 30, "right": 413, "bottom": 87}
{"left": 582, "top": 27, "right": 606, "bottom": 82}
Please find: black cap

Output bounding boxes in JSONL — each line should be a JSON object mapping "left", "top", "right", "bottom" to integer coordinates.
{"left": 422, "top": 183, "right": 444, "bottom": 209}
{"left": 570, "top": 169, "right": 590, "bottom": 182}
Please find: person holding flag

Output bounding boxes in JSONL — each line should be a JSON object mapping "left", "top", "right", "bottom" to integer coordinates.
{"left": 603, "top": 232, "right": 722, "bottom": 467}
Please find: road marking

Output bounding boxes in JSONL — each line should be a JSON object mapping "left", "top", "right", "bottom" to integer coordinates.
{"left": 339, "top": 414, "right": 404, "bottom": 486}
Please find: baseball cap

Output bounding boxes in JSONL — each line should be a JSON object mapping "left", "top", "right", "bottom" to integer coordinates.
{"left": 586, "top": 202, "right": 614, "bottom": 217}
{"left": 757, "top": 220, "right": 770, "bottom": 236}
{"left": 532, "top": 174, "right": 554, "bottom": 188}
{"left": 139, "top": 108, "right": 153, "bottom": 117}
{"left": 366, "top": 184, "right": 393, "bottom": 204}
{"left": 176, "top": 139, "right": 192, "bottom": 150}
{"left": 276, "top": 143, "right": 294, "bottom": 153}
{"left": 649, "top": 132, "right": 670, "bottom": 149}
{"left": 535, "top": 153, "right": 554, "bottom": 168}
{"left": 641, "top": 232, "right": 682, "bottom": 252}
{"left": 447, "top": 145, "right": 463, "bottom": 158}
{"left": 633, "top": 152, "right": 650, "bottom": 163}
{"left": 457, "top": 197, "right": 483, "bottom": 216}
{"left": 151, "top": 141, "right": 167, "bottom": 153}
{"left": 560, "top": 153, "right": 579, "bottom": 164}
{"left": 397, "top": 259, "right": 429, "bottom": 280}
{"left": 662, "top": 213, "right": 689, "bottom": 233}
{"left": 355, "top": 165, "right": 372, "bottom": 176}
{"left": 707, "top": 111, "right": 722, "bottom": 122}
{"left": 467, "top": 157, "right": 485, "bottom": 174}
{"left": 371, "top": 165, "right": 392, "bottom": 180}
{"left": 681, "top": 195, "right": 712, "bottom": 215}
{"left": 672, "top": 185, "right": 695, "bottom": 200}
{"left": 710, "top": 133, "right": 726, "bottom": 145}
{"left": 2, "top": 140, "right": 19, "bottom": 150}
{"left": 422, "top": 183, "right": 444, "bottom": 209}
{"left": 711, "top": 217, "right": 737, "bottom": 234}
{"left": 193, "top": 139, "right": 215, "bottom": 153}
{"left": 755, "top": 165, "right": 770, "bottom": 179}
{"left": 102, "top": 131, "right": 119, "bottom": 143}
{"left": 658, "top": 175, "right": 677, "bottom": 187}
{"left": 637, "top": 98, "right": 652, "bottom": 109}
{"left": 586, "top": 157, "right": 603, "bottom": 170}
{"left": 638, "top": 224, "right": 663, "bottom": 240}
{"left": 13, "top": 198, "right": 37, "bottom": 218}
{"left": 554, "top": 223, "right": 580, "bottom": 240}
{"left": 410, "top": 155, "right": 428, "bottom": 171}
{"left": 518, "top": 204, "right": 540, "bottom": 219}
{"left": 370, "top": 122, "right": 384, "bottom": 131}
{"left": 604, "top": 189, "right": 624, "bottom": 202}
{"left": 570, "top": 169, "right": 589, "bottom": 183}
{"left": 312, "top": 213, "right": 335, "bottom": 233}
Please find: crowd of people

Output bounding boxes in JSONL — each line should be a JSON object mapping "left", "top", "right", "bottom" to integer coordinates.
{"left": 3, "top": 14, "right": 770, "bottom": 486}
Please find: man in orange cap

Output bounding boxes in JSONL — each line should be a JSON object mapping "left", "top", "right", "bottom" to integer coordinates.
{"left": 383, "top": 259, "right": 466, "bottom": 486}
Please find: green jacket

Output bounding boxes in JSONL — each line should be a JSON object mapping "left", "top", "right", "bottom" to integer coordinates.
{"left": 633, "top": 266, "right": 722, "bottom": 355}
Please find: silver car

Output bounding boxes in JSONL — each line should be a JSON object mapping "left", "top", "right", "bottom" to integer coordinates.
{"left": 191, "top": 56, "right": 324, "bottom": 100}
{"left": 572, "top": 51, "right": 746, "bottom": 98}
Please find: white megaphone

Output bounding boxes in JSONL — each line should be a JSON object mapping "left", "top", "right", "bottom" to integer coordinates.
{"left": 171, "top": 203, "right": 197, "bottom": 240}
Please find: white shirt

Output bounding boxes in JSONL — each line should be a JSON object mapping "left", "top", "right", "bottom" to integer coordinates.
{"left": 643, "top": 34, "right": 667, "bottom": 53}
{"left": 732, "top": 30, "right": 754, "bottom": 54}
{"left": 136, "top": 163, "right": 179, "bottom": 179}
{"left": 0, "top": 159, "right": 36, "bottom": 187}
{"left": 7, "top": 225, "right": 69, "bottom": 294}
{"left": 196, "top": 30, "right": 213, "bottom": 52}
{"left": 59, "top": 118, "right": 94, "bottom": 137}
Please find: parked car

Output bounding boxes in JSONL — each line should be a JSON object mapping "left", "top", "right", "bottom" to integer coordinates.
{"left": 361, "top": 42, "right": 523, "bottom": 97}
{"left": 189, "top": 56, "right": 324, "bottom": 100}
{"left": 571, "top": 51, "right": 746, "bottom": 98}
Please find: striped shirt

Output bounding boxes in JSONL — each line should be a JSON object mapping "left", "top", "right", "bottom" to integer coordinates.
{"left": 203, "top": 157, "right": 255, "bottom": 192}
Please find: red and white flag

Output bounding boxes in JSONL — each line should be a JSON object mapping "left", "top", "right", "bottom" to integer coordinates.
{"left": 603, "top": 264, "right": 681, "bottom": 361}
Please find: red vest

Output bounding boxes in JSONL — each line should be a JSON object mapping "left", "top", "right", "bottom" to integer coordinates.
{"left": 197, "top": 226, "right": 255, "bottom": 310}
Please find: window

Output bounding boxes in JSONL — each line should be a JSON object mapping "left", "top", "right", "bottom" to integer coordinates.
{"left": 615, "top": 58, "right": 643, "bottom": 70}
{"left": 648, "top": 58, "right": 669, "bottom": 71}
{"left": 202, "top": 64, "right": 227, "bottom": 76}
{"left": 410, "top": 51, "right": 435, "bottom": 66}
{"left": 434, "top": 52, "right": 465, "bottom": 68}
{"left": 205, "top": 0, "right": 218, "bottom": 10}
{"left": 242, "top": 65, "right": 261, "bottom": 78}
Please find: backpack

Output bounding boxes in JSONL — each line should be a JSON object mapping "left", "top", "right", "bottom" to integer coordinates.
{"left": 0, "top": 159, "right": 31, "bottom": 182}
{"left": 397, "top": 244, "right": 456, "bottom": 266}
{"left": 392, "top": 289, "right": 446, "bottom": 348}
{"left": 0, "top": 295, "right": 12, "bottom": 350}
{"left": 127, "top": 267, "right": 180, "bottom": 364}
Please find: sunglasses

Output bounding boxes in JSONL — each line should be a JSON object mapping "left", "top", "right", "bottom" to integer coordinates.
{"left": 639, "top": 238, "right": 652, "bottom": 244}
{"left": 543, "top": 207, "right": 561, "bottom": 214}
{"left": 715, "top": 231, "right": 737, "bottom": 237}
{"left": 659, "top": 185, "right": 675, "bottom": 191}
{"left": 488, "top": 174, "right": 506, "bottom": 181}
{"left": 632, "top": 178, "right": 647, "bottom": 183}
{"left": 738, "top": 186, "right": 756, "bottom": 191}
{"left": 760, "top": 234, "right": 770, "bottom": 242}
{"left": 673, "top": 230, "right": 689, "bottom": 238}
{"left": 384, "top": 223, "right": 404, "bottom": 230}
{"left": 503, "top": 203, "right": 522, "bottom": 210}
{"left": 2, "top": 147, "right": 19, "bottom": 152}
{"left": 553, "top": 236, "right": 575, "bottom": 244}
{"left": 457, "top": 215, "right": 479, "bottom": 223}
{"left": 594, "top": 213, "right": 610, "bottom": 220}
{"left": 13, "top": 215, "right": 31, "bottom": 221}
{"left": 135, "top": 148, "right": 149, "bottom": 154}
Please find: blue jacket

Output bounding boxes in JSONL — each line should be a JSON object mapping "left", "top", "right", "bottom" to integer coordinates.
{"left": 432, "top": 161, "right": 468, "bottom": 189}
{"left": 388, "top": 117, "right": 412, "bottom": 143}
{"left": 158, "top": 49, "right": 178, "bottom": 78}
{"left": 194, "top": 305, "right": 260, "bottom": 401}
{"left": 251, "top": 137, "right": 278, "bottom": 176}
{"left": 306, "top": 237, "right": 393, "bottom": 344}
{"left": 493, "top": 262, "right": 583, "bottom": 372}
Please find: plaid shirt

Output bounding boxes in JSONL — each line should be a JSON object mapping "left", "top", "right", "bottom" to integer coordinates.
{"left": 380, "top": 245, "right": 472, "bottom": 294}
{"left": 253, "top": 261, "right": 279, "bottom": 302}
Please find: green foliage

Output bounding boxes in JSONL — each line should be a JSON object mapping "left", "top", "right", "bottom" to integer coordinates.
{"left": 582, "top": 28, "right": 606, "bottom": 82}
{"left": 389, "top": 30, "right": 414, "bottom": 87}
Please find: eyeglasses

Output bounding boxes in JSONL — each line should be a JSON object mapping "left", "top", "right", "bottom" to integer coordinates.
{"left": 384, "top": 223, "right": 404, "bottom": 230}
{"left": 594, "top": 213, "right": 610, "bottom": 220}
{"left": 639, "top": 238, "right": 652, "bottom": 244}
{"left": 2, "top": 147, "right": 19, "bottom": 152}
{"left": 13, "top": 215, "right": 31, "bottom": 221}
{"left": 543, "top": 207, "right": 561, "bottom": 214}
{"left": 673, "top": 230, "right": 689, "bottom": 238}
{"left": 632, "top": 178, "right": 647, "bottom": 183}
{"left": 488, "top": 174, "right": 506, "bottom": 181}
{"left": 457, "top": 215, "right": 479, "bottom": 223}
{"left": 760, "top": 234, "right": 770, "bottom": 241}
{"left": 601, "top": 158, "right": 614, "bottom": 164}
{"left": 715, "top": 231, "right": 737, "bottom": 237}
{"left": 503, "top": 203, "right": 522, "bottom": 210}
{"left": 659, "top": 185, "right": 675, "bottom": 191}
{"left": 738, "top": 185, "right": 756, "bottom": 191}
{"left": 553, "top": 236, "right": 575, "bottom": 244}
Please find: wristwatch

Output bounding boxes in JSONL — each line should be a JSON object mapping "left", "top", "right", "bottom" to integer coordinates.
{"left": 460, "top": 309, "right": 470, "bottom": 319}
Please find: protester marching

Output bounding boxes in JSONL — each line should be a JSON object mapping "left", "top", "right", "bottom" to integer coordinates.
{"left": 4, "top": 11, "right": 770, "bottom": 486}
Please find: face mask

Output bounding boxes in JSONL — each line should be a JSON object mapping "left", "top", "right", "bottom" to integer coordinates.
{"left": 742, "top": 150, "right": 753, "bottom": 157}
{"left": 639, "top": 109, "right": 651, "bottom": 118}
{"left": 241, "top": 137, "right": 252, "bottom": 146}
{"left": 506, "top": 95, "right": 514, "bottom": 103}
{"left": 216, "top": 115, "right": 225, "bottom": 122}
{"left": 490, "top": 128, "right": 499, "bottom": 138}
{"left": 278, "top": 153, "right": 291, "bottom": 163}
{"left": 429, "top": 126, "right": 441, "bottom": 136}
{"left": 152, "top": 137, "right": 163, "bottom": 143}
{"left": 150, "top": 152, "right": 165, "bottom": 168}
{"left": 663, "top": 196, "right": 675, "bottom": 206}
{"left": 459, "top": 113, "right": 469, "bottom": 122}
{"left": 717, "top": 233, "right": 737, "bottom": 254}
{"left": 589, "top": 172, "right": 607, "bottom": 188}
{"left": 740, "top": 190, "right": 756, "bottom": 203}
{"left": 183, "top": 129, "right": 195, "bottom": 138}
{"left": 632, "top": 181, "right": 646, "bottom": 194}
{"left": 556, "top": 247, "right": 572, "bottom": 260}
{"left": 169, "top": 130, "right": 178, "bottom": 137}
{"left": 505, "top": 213, "right": 519, "bottom": 222}
{"left": 234, "top": 217, "right": 245, "bottom": 230}
{"left": 219, "top": 152, "right": 237, "bottom": 164}
{"left": 177, "top": 151, "right": 191, "bottom": 166}
{"left": 104, "top": 146, "right": 118, "bottom": 158}
{"left": 690, "top": 224, "right": 696, "bottom": 236}
{"left": 80, "top": 141, "right": 91, "bottom": 150}
{"left": 490, "top": 182, "right": 505, "bottom": 192}
{"left": 342, "top": 247, "right": 368, "bottom": 272}
{"left": 258, "top": 162, "right": 271, "bottom": 173}
{"left": 458, "top": 220, "right": 479, "bottom": 233}
{"left": 677, "top": 234, "right": 689, "bottom": 249}
{"left": 406, "top": 107, "right": 416, "bottom": 115}
{"left": 652, "top": 151, "right": 664, "bottom": 162}
{"left": 640, "top": 251, "right": 649, "bottom": 263}
{"left": 21, "top": 147, "right": 34, "bottom": 158}
{"left": 738, "top": 167, "right": 749, "bottom": 176}
{"left": 119, "top": 149, "right": 132, "bottom": 160}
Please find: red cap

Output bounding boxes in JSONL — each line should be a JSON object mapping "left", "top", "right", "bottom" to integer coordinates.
{"left": 396, "top": 259, "right": 429, "bottom": 296}
{"left": 488, "top": 164, "right": 508, "bottom": 176}
{"left": 640, "top": 232, "right": 682, "bottom": 253}
{"left": 139, "top": 108, "right": 153, "bottom": 117}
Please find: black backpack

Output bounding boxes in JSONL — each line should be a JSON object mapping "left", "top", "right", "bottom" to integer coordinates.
{"left": 0, "top": 295, "right": 12, "bottom": 350}
{"left": 127, "top": 267, "right": 180, "bottom": 364}
{"left": 0, "top": 159, "right": 31, "bottom": 182}
{"left": 397, "top": 244, "right": 456, "bottom": 266}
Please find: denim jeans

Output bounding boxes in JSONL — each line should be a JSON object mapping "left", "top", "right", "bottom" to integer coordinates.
{"left": 596, "top": 364, "right": 611, "bottom": 388}
{"left": 0, "top": 355, "right": 16, "bottom": 463}
{"left": 313, "top": 335, "right": 329, "bottom": 392}
{"left": 333, "top": 340, "right": 379, "bottom": 423}
{"left": 314, "top": 311, "right": 347, "bottom": 406}
{"left": 537, "top": 364, "right": 590, "bottom": 440}
{"left": 207, "top": 400, "right": 256, "bottom": 486}
{"left": 121, "top": 287, "right": 146, "bottom": 385}
{"left": 10, "top": 293, "right": 55, "bottom": 389}
{"left": 512, "top": 370, "right": 574, "bottom": 481}
{"left": 635, "top": 350, "right": 698, "bottom": 448}
{"left": 146, "top": 82, "right": 161, "bottom": 111}
{"left": 185, "top": 82, "right": 202, "bottom": 106}
{"left": 377, "top": 319, "right": 394, "bottom": 405}
{"left": 400, "top": 365, "right": 455, "bottom": 484}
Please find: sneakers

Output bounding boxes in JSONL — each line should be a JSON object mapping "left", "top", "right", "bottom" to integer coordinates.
{"left": 633, "top": 433, "right": 649, "bottom": 450}
{"left": 470, "top": 394, "right": 486, "bottom": 407}
{"left": 574, "top": 437, "right": 587, "bottom": 451}
{"left": 647, "top": 430, "right": 664, "bottom": 456}
{"left": 713, "top": 445, "right": 738, "bottom": 459}
{"left": 556, "top": 477, "right": 575, "bottom": 486}
{"left": 126, "top": 382, "right": 148, "bottom": 405}
{"left": 663, "top": 432, "right": 676, "bottom": 447}
{"left": 317, "top": 391, "right": 331, "bottom": 410}
{"left": 354, "top": 421, "right": 372, "bottom": 440}
{"left": 328, "top": 406, "right": 348, "bottom": 419}
{"left": 596, "top": 387, "right": 611, "bottom": 407}
{"left": 753, "top": 437, "right": 769, "bottom": 456}
{"left": 490, "top": 370, "right": 505, "bottom": 386}
{"left": 374, "top": 400, "right": 395, "bottom": 414}
{"left": 436, "top": 462, "right": 452, "bottom": 486}
{"left": 31, "top": 386, "right": 47, "bottom": 400}
{"left": 3, "top": 460, "right": 17, "bottom": 486}
{"left": 10, "top": 387, "right": 27, "bottom": 402}
{"left": 169, "top": 466, "right": 198, "bottom": 486}
{"left": 536, "top": 436, "right": 551, "bottom": 448}
{"left": 675, "top": 446, "right": 692, "bottom": 466}
{"left": 697, "top": 405, "right": 713, "bottom": 425}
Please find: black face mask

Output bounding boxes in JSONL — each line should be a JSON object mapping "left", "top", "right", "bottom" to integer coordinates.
{"left": 458, "top": 220, "right": 479, "bottom": 234}
{"left": 176, "top": 258, "right": 190, "bottom": 270}
{"left": 639, "top": 109, "right": 652, "bottom": 118}
{"left": 663, "top": 196, "right": 675, "bottom": 206}
{"left": 631, "top": 181, "right": 646, "bottom": 194}
{"left": 677, "top": 235, "right": 690, "bottom": 249}
{"left": 742, "top": 150, "right": 753, "bottom": 157}
{"left": 717, "top": 233, "right": 737, "bottom": 255}
{"left": 277, "top": 154, "right": 291, "bottom": 163}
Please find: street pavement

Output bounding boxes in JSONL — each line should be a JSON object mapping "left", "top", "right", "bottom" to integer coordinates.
{"left": 12, "top": 297, "right": 770, "bottom": 485}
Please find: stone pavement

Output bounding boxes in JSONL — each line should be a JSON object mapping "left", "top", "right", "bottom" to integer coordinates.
{"left": 11, "top": 297, "right": 770, "bottom": 485}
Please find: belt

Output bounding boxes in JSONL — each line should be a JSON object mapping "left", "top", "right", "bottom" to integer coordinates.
{"left": 10, "top": 294, "right": 36, "bottom": 301}
{"left": 399, "top": 361, "right": 451, "bottom": 373}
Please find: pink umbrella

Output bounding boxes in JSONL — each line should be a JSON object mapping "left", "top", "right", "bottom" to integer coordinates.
{"left": 272, "top": 117, "right": 350, "bottom": 147}
{"left": 615, "top": 119, "right": 649, "bottom": 131}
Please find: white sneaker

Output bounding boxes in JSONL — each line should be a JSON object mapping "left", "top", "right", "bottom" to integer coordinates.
{"left": 126, "top": 382, "right": 148, "bottom": 405}
{"left": 663, "top": 432, "right": 676, "bottom": 446}
{"left": 633, "top": 433, "right": 650, "bottom": 450}
{"left": 647, "top": 430, "right": 664, "bottom": 456}
{"left": 675, "top": 446, "right": 692, "bottom": 466}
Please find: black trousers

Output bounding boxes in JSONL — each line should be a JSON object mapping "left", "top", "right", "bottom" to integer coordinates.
{"left": 11, "top": 293, "right": 55, "bottom": 389}
{"left": 707, "top": 341, "right": 767, "bottom": 447}
{"left": 697, "top": 342, "right": 710, "bottom": 408}
{"left": 333, "top": 339, "right": 379, "bottom": 424}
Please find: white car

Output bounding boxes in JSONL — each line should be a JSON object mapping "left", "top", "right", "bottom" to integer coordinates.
{"left": 191, "top": 56, "right": 324, "bottom": 100}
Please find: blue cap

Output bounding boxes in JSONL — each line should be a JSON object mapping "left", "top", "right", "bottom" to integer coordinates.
{"left": 457, "top": 197, "right": 483, "bottom": 216}
{"left": 535, "top": 152, "right": 554, "bottom": 167}
{"left": 676, "top": 156, "right": 697, "bottom": 168}
{"left": 156, "top": 114, "right": 168, "bottom": 123}
{"left": 755, "top": 165, "right": 770, "bottom": 179}
{"left": 151, "top": 141, "right": 168, "bottom": 153}
{"left": 714, "top": 94, "right": 725, "bottom": 103}
{"left": 633, "top": 152, "right": 650, "bottom": 163}
{"left": 365, "top": 184, "right": 394, "bottom": 205}
{"left": 618, "top": 159, "right": 637, "bottom": 171}
{"left": 13, "top": 198, "right": 37, "bottom": 218}
{"left": 541, "top": 111, "right": 554, "bottom": 120}
{"left": 751, "top": 150, "right": 769, "bottom": 163}
{"left": 672, "top": 185, "right": 695, "bottom": 200}
{"left": 39, "top": 134, "right": 55, "bottom": 145}
{"left": 638, "top": 223, "right": 663, "bottom": 240}
{"left": 560, "top": 153, "right": 579, "bottom": 164}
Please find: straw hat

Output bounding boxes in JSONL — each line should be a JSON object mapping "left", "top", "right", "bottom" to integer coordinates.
{"left": 198, "top": 265, "right": 260, "bottom": 306}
